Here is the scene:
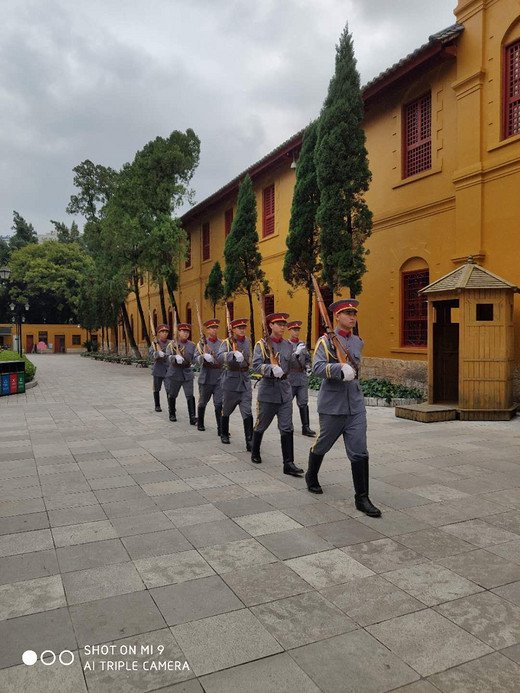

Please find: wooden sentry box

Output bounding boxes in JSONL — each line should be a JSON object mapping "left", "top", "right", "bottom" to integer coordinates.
{"left": 419, "top": 258, "right": 518, "bottom": 420}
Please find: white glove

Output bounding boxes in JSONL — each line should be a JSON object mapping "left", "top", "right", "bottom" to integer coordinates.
{"left": 174, "top": 354, "right": 184, "bottom": 364}
{"left": 295, "top": 343, "right": 305, "bottom": 356}
{"left": 272, "top": 365, "right": 284, "bottom": 378}
{"left": 157, "top": 350, "right": 165, "bottom": 358}
{"left": 234, "top": 351, "right": 244, "bottom": 363}
{"left": 341, "top": 364, "right": 356, "bottom": 381}
{"left": 203, "top": 353, "right": 214, "bottom": 363}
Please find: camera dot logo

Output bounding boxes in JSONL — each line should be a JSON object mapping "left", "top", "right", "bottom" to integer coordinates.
{"left": 22, "top": 650, "right": 75, "bottom": 666}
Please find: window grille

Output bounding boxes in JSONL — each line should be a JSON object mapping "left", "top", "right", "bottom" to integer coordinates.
{"left": 264, "top": 294, "right": 275, "bottom": 316}
{"left": 202, "top": 223, "right": 210, "bottom": 261}
{"left": 402, "top": 269, "right": 429, "bottom": 346}
{"left": 505, "top": 40, "right": 520, "bottom": 138}
{"left": 404, "top": 93, "right": 431, "bottom": 177}
{"left": 185, "top": 232, "right": 192, "bottom": 268}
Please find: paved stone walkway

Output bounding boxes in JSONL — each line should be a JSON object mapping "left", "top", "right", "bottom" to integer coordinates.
{"left": 1, "top": 354, "right": 520, "bottom": 692}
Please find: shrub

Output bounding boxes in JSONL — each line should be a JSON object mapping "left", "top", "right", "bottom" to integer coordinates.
{"left": 308, "top": 372, "right": 423, "bottom": 402}
{"left": 0, "top": 349, "right": 37, "bottom": 383}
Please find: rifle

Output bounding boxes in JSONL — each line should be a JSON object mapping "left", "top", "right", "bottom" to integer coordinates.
{"left": 194, "top": 300, "right": 208, "bottom": 354}
{"left": 256, "top": 287, "right": 278, "bottom": 367}
{"left": 225, "top": 302, "right": 237, "bottom": 352}
{"left": 311, "top": 274, "right": 356, "bottom": 371}
{"left": 148, "top": 309, "right": 159, "bottom": 353}
{"left": 167, "top": 308, "right": 181, "bottom": 357}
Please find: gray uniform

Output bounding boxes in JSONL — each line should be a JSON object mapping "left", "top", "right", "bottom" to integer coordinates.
{"left": 195, "top": 338, "right": 223, "bottom": 407}
{"left": 149, "top": 339, "right": 171, "bottom": 392}
{"left": 288, "top": 339, "right": 311, "bottom": 407}
{"left": 311, "top": 329, "right": 368, "bottom": 465}
{"left": 217, "top": 338, "right": 252, "bottom": 419}
{"left": 252, "top": 338, "right": 294, "bottom": 433}
{"left": 165, "top": 340, "right": 196, "bottom": 399}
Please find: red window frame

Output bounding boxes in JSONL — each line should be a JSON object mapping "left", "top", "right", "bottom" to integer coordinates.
{"left": 226, "top": 301, "right": 234, "bottom": 322}
{"left": 262, "top": 184, "right": 275, "bottom": 237}
{"left": 504, "top": 39, "right": 520, "bottom": 139}
{"left": 186, "top": 304, "right": 192, "bottom": 326}
{"left": 224, "top": 208, "right": 234, "bottom": 237}
{"left": 185, "top": 232, "right": 192, "bottom": 268}
{"left": 403, "top": 92, "right": 432, "bottom": 178}
{"left": 202, "top": 222, "right": 210, "bottom": 261}
{"left": 72, "top": 335, "right": 81, "bottom": 345}
{"left": 401, "top": 269, "right": 429, "bottom": 347}
{"left": 263, "top": 294, "right": 275, "bottom": 316}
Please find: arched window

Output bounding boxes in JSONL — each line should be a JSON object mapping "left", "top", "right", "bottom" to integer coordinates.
{"left": 401, "top": 258, "right": 429, "bottom": 347}
{"left": 186, "top": 303, "right": 192, "bottom": 326}
{"left": 503, "top": 38, "right": 520, "bottom": 139}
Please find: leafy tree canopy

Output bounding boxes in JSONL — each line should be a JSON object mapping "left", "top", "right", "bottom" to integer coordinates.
{"left": 51, "top": 220, "right": 81, "bottom": 244}
{"left": 204, "top": 261, "right": 225, "bottom": 316}
{"left": 9, "top": 211, "right": 38, "bottom": 252}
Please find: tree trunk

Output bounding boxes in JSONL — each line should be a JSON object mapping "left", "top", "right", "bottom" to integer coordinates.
{"left": 101, "top": 325, "right": 105, "bottom": 352}
{"left": 120, "top": 302, "right": 141, "bottom": 359}
{"left": 159, "top": 284, "right": 167, "bottom": 324}
{"left": 121, "top": 312, "right": 128, "bottom": 355}
{"left": 306, "top": 285, "right": 313, "bottom": 350}
{"left": 113, "top": 323, "right": 119, "bottom": 354}
{"left": 165, "top": 278, "right": 179, "bottom": 319}
{"left": 133, "top": 273, "right": 151, "bottom": 347}
{"left": 247, "top": 287, "right": 255, "bottom": 345}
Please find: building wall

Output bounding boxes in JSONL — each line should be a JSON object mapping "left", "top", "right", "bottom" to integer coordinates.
{"left": 0, "top": 324, "right": 93, "bottom": 353}
{"left": 125, "top": 0, "right": 520, "bottom": 399}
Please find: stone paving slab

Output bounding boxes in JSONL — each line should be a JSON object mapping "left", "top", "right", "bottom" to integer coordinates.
{"left": 0, "top": 354, "right": 519, "bottom": 691}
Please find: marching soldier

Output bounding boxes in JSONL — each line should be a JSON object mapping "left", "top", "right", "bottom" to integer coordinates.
{"left": 149, "top": 324, "right": 171, "bottom": 412}
{"left": 306, "top": 298, "right": 381, "bottom": 517}
{"left": 195, "top": 318, "right": 224, "bottom": 435}
{"left": 251, "top": 313, "right": 304, "bottom": 477}
{"left": 217, "top": 318, "right": 254, "bottom": 450}
{"left": 287, "top": 320, "right": 316, "bottom": 437}
{"left": 165, "top": 323, "right": 198, "bottom": 425}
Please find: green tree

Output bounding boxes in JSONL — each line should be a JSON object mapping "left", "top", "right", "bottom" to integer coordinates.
{"left": 223, "top": 174, "right": 266, "bottom": 344}
{"left": 67, "top": 160, "right": 118, "bottom": 223}
{"left": 0, "top": 238, "right": 9, "bottom": 265}
{"left": 8, "top": 241, "right": 92, "bottom": 323}
{"left": 9, "top": 211, "right": 38, "bottom": 252}
{"left": 205, "top": 261, "right": 225, "bottom": 317}
{"left": 51, "top": 220, "right": 81, "bottom": 244}
{"left": 315, "top": 24, "right": 372, "bottom": 298}
{"left": 283, "top": 120, "right": 322, "bottom": 348}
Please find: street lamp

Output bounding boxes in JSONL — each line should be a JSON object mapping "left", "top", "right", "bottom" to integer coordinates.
{"left": 0, "top": 266, "right": 11, "bottom": 281}
{"left": 9, "top": 301, "right": 29, "bottom": 358}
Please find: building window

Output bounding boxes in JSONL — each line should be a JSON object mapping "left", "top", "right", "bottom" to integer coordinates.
{"left": 504, "top": 39, "right": 520, "bottom": 138}
{"left": 202, "top": 223, "right": 210, "bottom": 261}
{"left": 186, "top": 303, "right": 192, "bottom": 326}
{"left": 140, "top": 275, "right": 144, "bottom": 286}
{"left": 185, "top": 232, "right": 192, "bottom": 268}
{"left": 476, "top": 303, "right": 494, "bottom": 321}
{"left": 225, "top": 208, "right": 234, "bottom": 237}
{"left": 403, "top": 92, "right": 431, "bottom": 178}
{"left": 38, "top": 331, "right": 48, "bottom": 345}
{"left": 226, "top": 301, "right": 234, "bottom": 322}
{"left": 72, "top": 335, "right": 81, "bottom": 345}
{"left": 402, "top": 269, "right": 429, "bottom": 347}
{"left": 262, "top": 184, "right": 275, "bottom": 237}
{"left": 263, "top": 294, "right": 275, "bottom": 316}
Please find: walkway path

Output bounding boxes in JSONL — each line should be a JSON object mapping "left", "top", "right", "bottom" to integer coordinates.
{"left": 1, "top": 354, "right": 520, "bottom": 692}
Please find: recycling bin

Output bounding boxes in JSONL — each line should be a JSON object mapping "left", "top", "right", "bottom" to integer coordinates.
{"left": 0, "top": 360, "right": 26, "bottom": 396}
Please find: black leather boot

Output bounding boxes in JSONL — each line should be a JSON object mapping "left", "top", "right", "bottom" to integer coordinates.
{"left": 214, "top": 405, "right": 222, "bottom": 436}
{"left": 243, "top": 415, "right": 254, "bottom": 452}
{"left": 153, "top": 391, "right": 162, "bottom": 412}
{"left": 220, "top": 415, "right": 230, "bottom": 444}
{"left": 305, "top": 451, "right": 324, "bottom": 493}
{"left": 197, "top": 406, "right": 206, "bottom": 431}
{"left": 187, "top": 396, "right": 198, "bottom": 425}
{"left": 281, "top": 432, "right": 304, "bottom": 476}
{"left": 299, "top": 406, "right": 315, "bottom": 437}
{"left": 352, "top": 457, "right": 381, "bottom": 517}
{"left": 168, "top": 397, "right": 177, "bottom": 422}
{"left": 251, "top": 430, "right": 264, "bottom": 463}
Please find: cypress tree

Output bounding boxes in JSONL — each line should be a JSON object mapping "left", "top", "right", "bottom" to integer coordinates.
{"left": 205, "top": 261, "right": 225, "bottom": 317}
{"left": 315, "top": 24, "right": 372, "bottom": 298}
{"left": 283, "top": 120, "right": 321, "bottom": 348}
{"left": 224, "top": 174, "right": 266, "bottom": 344}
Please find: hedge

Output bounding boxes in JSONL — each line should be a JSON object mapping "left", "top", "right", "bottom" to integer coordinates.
{"left": 0, "top": 350, "right": 37, "bottom": 383}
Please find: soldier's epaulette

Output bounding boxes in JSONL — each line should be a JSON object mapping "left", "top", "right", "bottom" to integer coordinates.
{"left": 317, "top": 335, "right": 337, "bottom": 362}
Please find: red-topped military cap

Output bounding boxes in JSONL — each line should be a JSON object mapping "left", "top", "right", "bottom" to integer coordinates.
{"left": 231, "top": 318, "right": 248, "bottom": 328}
{"left": 287, "top": 320, "right": 302, "bottom": 329}
{"left": 156, "top": 324, "right": 169, "bottom": 332}
{"left": 178, "top": 323, "right": 191, "bottom": 330}
{"left": 204, "top": 319, "right": 220, "bottom": 328}
{"left": 266, "top": 312, "right": 289, "bottom": 324}
{"left": 329, "top": 298, "right": 359, "bottom": 315}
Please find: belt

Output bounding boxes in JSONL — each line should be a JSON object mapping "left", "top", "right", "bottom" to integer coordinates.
{"left": 203, "top": 363, "right": 222, "bottom": 370}
{"left": 265, "top": 374, "right": 288, "bottom": 380}
{"left": 227, "top": 366, "right": 249, "bottom": 372}
{"left": 173, "top": 363, "right": 191, "bottom": 369}
{"left": 290, "top": 368, "right": 305, "bottom": 373}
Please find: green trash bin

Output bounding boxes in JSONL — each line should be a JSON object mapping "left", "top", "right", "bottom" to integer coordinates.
{"left": 17, "top": 371, "right": 25, "bottom": 393}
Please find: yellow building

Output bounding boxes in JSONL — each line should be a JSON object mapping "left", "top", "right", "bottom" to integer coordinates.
{"left": 126, "top": 0, "right": 520, "bottom": 400}
{"left": 0, "top": 324, "right": 94, "bottom": 354}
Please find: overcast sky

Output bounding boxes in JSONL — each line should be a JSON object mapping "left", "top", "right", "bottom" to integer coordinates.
{"left": 1, "top": 0, "right": 457, "bottom": 237}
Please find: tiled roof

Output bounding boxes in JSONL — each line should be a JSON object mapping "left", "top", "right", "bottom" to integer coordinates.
{"left": 420, "top": 259, "right": 519, "bottom": 294}
{"left": 362, "top": 23, "right": 464, "bottom": 94}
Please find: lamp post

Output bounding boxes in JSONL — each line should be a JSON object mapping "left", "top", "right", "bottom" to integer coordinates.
{"left": 9, "top": 301, "right": 29, "bottom": 358}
